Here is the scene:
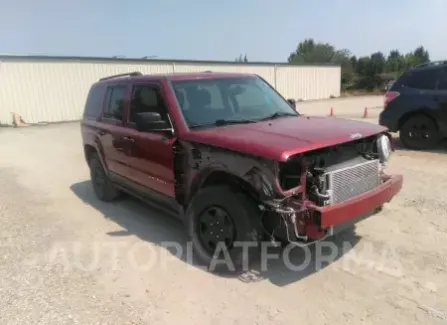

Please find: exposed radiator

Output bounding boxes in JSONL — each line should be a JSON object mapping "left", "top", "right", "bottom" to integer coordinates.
{"left": 326, "top": 159, "right": 380, "bottom": 204}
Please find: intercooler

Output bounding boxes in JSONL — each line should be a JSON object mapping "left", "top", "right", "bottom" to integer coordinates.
{"left": 324, "top": 158, "right": 381, "bottom": 205}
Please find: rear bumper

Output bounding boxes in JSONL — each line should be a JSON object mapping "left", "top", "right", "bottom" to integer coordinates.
{"left": 312, "top": 174, "right": 403, "bottom": 230}
{"left": 379, "top": 109, "right": 399, "bottom": 132}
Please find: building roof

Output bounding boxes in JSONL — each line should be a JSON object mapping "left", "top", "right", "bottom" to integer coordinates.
{"left": 0, "top": 54, "right": 340, "bottom": 67}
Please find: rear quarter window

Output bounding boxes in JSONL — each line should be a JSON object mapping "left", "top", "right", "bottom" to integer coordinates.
{"left": 83, "top": 84, "right": 106, "bottom": 118}
{"left": 399, "top": 68, "right": 440, "bottom": 90}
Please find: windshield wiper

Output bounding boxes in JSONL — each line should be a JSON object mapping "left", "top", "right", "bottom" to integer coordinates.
{"left": 188, "top": 119, "right": 256, "bottom": 129}
{"left": 260, "top": 112, "right": 298, "bottom": 121}
{"left": 189, "top": 114, "right": 296, "bottom": 128}
{"left": 214, "top": 118, "right": 257, "bottom": 126}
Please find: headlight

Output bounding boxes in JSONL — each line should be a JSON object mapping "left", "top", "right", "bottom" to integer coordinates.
{"left": 377, "top": 134, "right": 392, "bottom": 164}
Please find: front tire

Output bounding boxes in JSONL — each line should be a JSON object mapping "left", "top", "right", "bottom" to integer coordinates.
{"left": 89, "top": 154, "right": 120, "bottom": 202}
{"left": 399, "top": 114, "right": 440, "bottom": 150}
{"left": 185, "top": 185, "right": 262, "bottom": 272}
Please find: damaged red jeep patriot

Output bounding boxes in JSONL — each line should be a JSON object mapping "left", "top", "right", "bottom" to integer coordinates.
{"left": 81, "top": 71, "right": 403, "bottom": 270}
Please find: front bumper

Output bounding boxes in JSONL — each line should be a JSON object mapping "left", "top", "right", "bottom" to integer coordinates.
{"left": 311, "top": 173, "right": 403, "bottom": 232}
{"left": 265, "top": 174, "right": 403, "bottom": 246}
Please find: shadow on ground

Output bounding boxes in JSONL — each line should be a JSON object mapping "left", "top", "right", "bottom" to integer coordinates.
{"left": 70, "top": 180, "right": 361, "bottom": 287}
{"left": 392, "top": 135, "right": 447, "bottom": 154}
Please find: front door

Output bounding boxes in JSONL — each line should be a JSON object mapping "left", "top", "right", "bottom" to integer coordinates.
{"left": 122, "top": 82, "right": 176, "bottom": 199}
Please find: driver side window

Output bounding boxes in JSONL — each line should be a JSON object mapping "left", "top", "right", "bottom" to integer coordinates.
{"left": 129, "top": 84, "right": 169, "bottom": 123}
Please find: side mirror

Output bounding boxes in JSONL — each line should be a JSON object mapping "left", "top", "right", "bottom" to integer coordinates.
{"left": 134, "top": 112, "right": 172, "bottom": 133}
{"left": 287, "top": 98, "right": 296, "bottom": 109}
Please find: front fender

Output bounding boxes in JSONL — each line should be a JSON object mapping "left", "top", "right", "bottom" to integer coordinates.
{"left": 180, "top": 141, "right": 278, "bottom": 203}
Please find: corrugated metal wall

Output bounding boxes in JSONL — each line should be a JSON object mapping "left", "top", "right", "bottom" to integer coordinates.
{"left": 0, "top": 58, "right": 340, "bottom": 125}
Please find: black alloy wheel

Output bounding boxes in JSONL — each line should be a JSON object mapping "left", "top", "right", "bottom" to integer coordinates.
{"left": 185, "top": 185, "right": 263, "bottom": 272}
{"left": 197, "top": 205, "right": 236, "bottom": 253}
{"left": 400, "top": 115, "right": 440, "bottom": 150}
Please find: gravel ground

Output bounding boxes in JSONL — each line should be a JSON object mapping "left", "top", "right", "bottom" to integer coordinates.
{"left": 0, "top": 121, "right": 446, "bottom": 325}
{"left": 297, "top": 95, "right": 383, "bottom": 118}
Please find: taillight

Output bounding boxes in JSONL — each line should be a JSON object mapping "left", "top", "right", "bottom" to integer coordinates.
{"left": 384, "top": 91, "right": 400, "bottom": 108}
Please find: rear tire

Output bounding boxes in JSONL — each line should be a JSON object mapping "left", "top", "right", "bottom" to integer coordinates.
{"left": 185, "top": 185, "right": 262, "bottom": 273}
{"left": 399, "top": 114, "right": 440, "bottom": 150}
{"left": 89, "top": 154, "right": 120, "bottom": 202}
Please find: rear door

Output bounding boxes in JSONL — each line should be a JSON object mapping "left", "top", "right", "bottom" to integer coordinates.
{"left": 97, "top": 84, "right": 132, "bottom": 177}
{"left": 122, "top": 82, "right": 176, "bottom": 198}
{"left": 435, "top": 67, "right": 447, "bottom": 135}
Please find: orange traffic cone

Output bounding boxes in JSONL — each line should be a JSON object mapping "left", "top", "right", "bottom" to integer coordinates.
{"left": 12, "top": 112, "right": 25, "bottom": 127}
{"left": 363, "top": 107, "right": 368, "bottom": 118}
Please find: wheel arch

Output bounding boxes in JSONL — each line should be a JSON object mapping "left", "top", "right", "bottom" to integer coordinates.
{"left": 84, "top": 144, "right": 96, "bottom": 163}
{"left": 398, "top": 110, "right": 439, "bottom": 131}
{"left": 188, "top": 168, "right": 260, "bottom": 205}
{"left": 178, "top": 141, "right": 278, "bottom": 208}
{"left": 83, "top": 143, "right": 108, "bottom": 173}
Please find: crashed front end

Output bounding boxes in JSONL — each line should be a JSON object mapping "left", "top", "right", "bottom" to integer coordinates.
{"left": 261, "top": 132, "right": 403, "bottom": 245}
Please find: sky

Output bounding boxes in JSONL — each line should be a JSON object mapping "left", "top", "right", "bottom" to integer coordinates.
{"left": 0, "top": 0, "right": 446, "bottom": 62}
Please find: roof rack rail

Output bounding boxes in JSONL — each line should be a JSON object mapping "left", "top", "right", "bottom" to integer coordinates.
{"left": 414, "top": 60, "right": 447, "bottom": 68}
{"left": 99, "top": 71, "right": 142, "bottom": 81}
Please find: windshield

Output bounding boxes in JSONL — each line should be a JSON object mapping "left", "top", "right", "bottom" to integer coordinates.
{"left": 171, "top": 76, "right": 298, "bottom": 128}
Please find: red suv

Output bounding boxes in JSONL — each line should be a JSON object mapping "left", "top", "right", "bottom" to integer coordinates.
{"left": 81, "top": 71, "right": 403, "bottom": 271}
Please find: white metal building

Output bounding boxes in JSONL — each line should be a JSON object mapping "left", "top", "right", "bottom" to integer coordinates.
{"left": 0, "top": 55, "right": 341, "bottom": 125}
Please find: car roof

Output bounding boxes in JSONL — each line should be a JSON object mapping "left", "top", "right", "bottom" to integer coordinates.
{"left": 94, "top": 71, "right": 257, "bottom": 86}
{"left": 408, "top": 60, "right": 447, "bottom": 72}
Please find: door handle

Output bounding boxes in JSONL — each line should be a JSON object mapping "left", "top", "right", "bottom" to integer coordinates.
{"left": 121, "top": 136, "right": 135, "bottom": 143}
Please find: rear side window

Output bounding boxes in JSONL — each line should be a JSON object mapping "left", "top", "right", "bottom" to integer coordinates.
{"left": 400, "top": 68, "right": 440, "bottom": 90}
{"left": 83, "top": 85, "right": 105, "bottom": 118}
{"left": 438, "top": 70, "right": 447, "bottom": 90}
{"left": 103, "top": 85, "right": 127, "bottom": 120}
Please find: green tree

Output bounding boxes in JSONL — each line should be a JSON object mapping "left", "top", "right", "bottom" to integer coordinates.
{"left": 370, "top": 52, "right": 386, "bottom": 74}
{"left": 404, "top": 53, "right": 419, "bottom": 69}
{"left": 385, "top": 50, "right": 405, "bottom": 72}
{"left": 287, "top": 39, "right": 432, "bottom": 92}
{"left": 288, "top": 39, "right": 353, "bottom": 88}
{"left": 288, "top": 39, "right": 341, "bottom": 63}
{"left": 235, "top": 54, "right": 248, "bottom": 62}
{"left": 413, "top": 46, "right": 430, "bottom": 64}
{"left": 402, "top": 47, "right": 429, "bottom": 70}
{"left": 354, "top": 56, "right": 376, "bottom": 89}
{"left": 350, "top": 56, "right": 358, "bottom": 70}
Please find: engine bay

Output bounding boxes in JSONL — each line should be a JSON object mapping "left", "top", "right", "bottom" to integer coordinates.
{"left": 262, "top": 133, "right": 396, "bottom": 245}
{"left": 278, "top": 135, "right": 380, "bottom": 206}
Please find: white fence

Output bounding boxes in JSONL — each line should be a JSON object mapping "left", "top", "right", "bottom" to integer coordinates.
{"left": 0, "top": 56, "right": 341, "bottom": 125}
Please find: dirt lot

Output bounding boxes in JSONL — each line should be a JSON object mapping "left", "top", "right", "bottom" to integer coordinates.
{"left": 298, "top": 95, "right": 384, "bottom": 118}
{"left": 1, "top": 115, "right": 446, "bottom": 324}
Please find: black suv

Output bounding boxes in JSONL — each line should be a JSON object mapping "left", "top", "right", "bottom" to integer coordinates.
{"left": 379, "top": 61, "right": 447, "bottom": 149}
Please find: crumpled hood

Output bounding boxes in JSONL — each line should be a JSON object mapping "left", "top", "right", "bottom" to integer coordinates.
{"left": 183, "top": 116, "right": 387, "bottom": 161}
